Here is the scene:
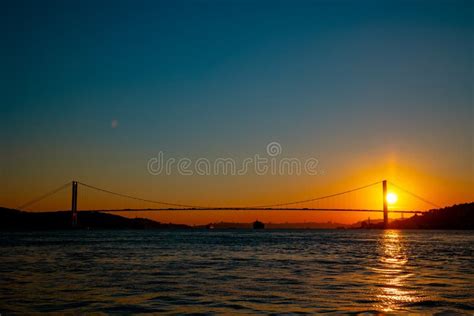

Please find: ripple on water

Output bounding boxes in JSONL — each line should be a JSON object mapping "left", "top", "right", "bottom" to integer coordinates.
{"left": 0, "top": 230, "right": 472, "bottom": 314}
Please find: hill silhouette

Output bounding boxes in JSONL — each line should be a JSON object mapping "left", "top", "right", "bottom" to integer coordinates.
{"left": 389, "top": 203, "right": 473, "bottom": 229}
{"left": 195, "top": 221, "right": 349, "bottom": 229}
{"left": 1, "top": 203, "right": 472, "bottom": 230}
{"left": 0, "top": 207, "right": 190, "bottom": 230}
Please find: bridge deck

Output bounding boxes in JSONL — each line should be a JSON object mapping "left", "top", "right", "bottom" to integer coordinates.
{"left": 86, "top": 208, "right": 424, "bottom": 214}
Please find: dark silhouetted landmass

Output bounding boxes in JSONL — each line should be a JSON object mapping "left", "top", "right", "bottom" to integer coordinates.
{"left": 0, "top": 207, "right": 190, "bottom": 230}
{"left": 2, "top": 203, "right": 472, "bottom": 230}
{"left": 266, "top": 221, "right": 349, "bottom": 229}
{"left": 357, "top": 203, "right": 474, "bottom": 229}
{"left": 195, "top": 221, "right": 349, "bottom": 229}
{"left": 353, "top": 218, "right": 385, "bottom": 229}
{"left": 389, "top": 203, "right": 474, "bottom": 229}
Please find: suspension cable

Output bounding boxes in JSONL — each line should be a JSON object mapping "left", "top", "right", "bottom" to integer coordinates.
{"left": 77, "top": 182, "right": 207, "bottom": 208}
{"left": 18, "top": 182, "right": 71, "bottom": 210}
{"left": 16, "top": 180, "right": 438, "bottom": 212}
{"left": 77, "top": 180, "right": 382, "bottom": 209}
{"left": 389, "top": 181, "right": 440, "bottom": 208}
{"left": 235, "top": 181, "right": 382, "bottom": 208}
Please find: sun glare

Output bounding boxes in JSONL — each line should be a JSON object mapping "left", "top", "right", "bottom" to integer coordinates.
{"left": 386, "top": 192, "right": 398, "bottom": 205}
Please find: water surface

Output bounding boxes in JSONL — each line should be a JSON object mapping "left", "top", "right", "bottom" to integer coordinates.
{"left": 1, "top": 230, "right": 473, "bottom": 314}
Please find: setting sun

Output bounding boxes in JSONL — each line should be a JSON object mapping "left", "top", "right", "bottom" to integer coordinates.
{"left": 386, "top": 192, "right": 398, "bottom": 205}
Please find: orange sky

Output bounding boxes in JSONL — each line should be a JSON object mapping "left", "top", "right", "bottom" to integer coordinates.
{"left": 3, "top": 146, "right": 473, "bottom": 225}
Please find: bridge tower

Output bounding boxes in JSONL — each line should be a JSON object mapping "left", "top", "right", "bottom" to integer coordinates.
{"left": 71, "top": 181, "right": 78, "bottom": 227}
{"left": 382, "top": 180, "right": 388, "bottom": 228}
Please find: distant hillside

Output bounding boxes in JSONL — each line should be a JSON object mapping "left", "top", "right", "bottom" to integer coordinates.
{"left": 267, "top": 222, "right": 348, "bottom": 229}
{"left": 351, "top": 218, "right": 385, "bottom": 229}
{"left": 2, "top": 203, "right": 472, "bottom": 230}
{"left": 195, "top": 221, "right": 349, "bottom": 229}
{"left": 389, "top": 203, "right": 474, "bottom": 229}
{"left": 0, "top": 207, "right": 190, "bottom": 230}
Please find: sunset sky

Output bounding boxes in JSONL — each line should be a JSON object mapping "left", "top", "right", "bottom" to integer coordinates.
{"left": 1, "top": 0, "right": 472, "bottom": 224}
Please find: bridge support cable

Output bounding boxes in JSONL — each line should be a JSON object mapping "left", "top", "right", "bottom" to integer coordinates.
{"left": 76, "top": 181, "right": 207, "bottom": 208}
{"left": 17, "top": 182, "right": 71, "bottom": 210}
{"left": 388, "top": 181, "right": 440, "bottom": 209}
{"left": 244, "top": 181, "right": 383, "bottom": 208}
{"left": 76, "top": 180, "right": 383, "bottom": 210}
{"left": 16, "top": 180, "right": 429, "bottom": 216}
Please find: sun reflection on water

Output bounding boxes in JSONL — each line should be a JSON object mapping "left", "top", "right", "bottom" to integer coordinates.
{"left": 374, "top": 230, "right": 419, "bottom": 312}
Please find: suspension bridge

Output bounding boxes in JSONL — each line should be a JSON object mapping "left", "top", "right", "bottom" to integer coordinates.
{"left": 17, "top": 180, "right": 439, "bottom": 228}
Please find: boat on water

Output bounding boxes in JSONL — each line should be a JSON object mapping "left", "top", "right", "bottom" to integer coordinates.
{"left": 253, "top": 220, "right": 265, "bottom": 229}
{"left": 206, "top": 223, "right": 215, "bottom": 230}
